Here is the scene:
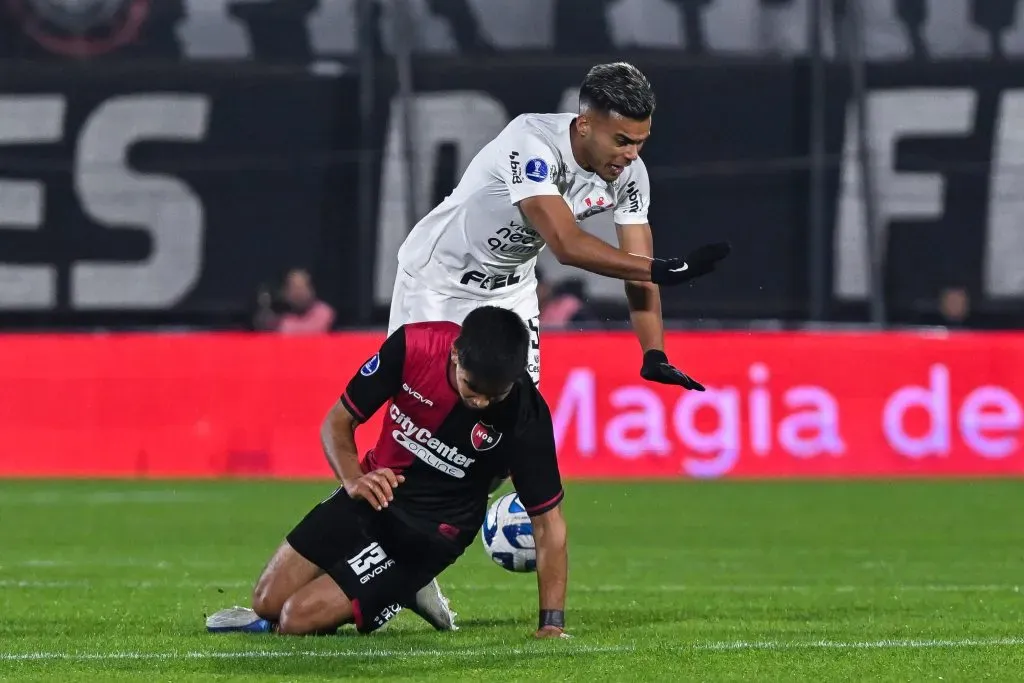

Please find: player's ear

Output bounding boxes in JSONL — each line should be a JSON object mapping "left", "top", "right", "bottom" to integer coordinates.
{"left": 576, "top": 113, "right": 591, "bottom": 138}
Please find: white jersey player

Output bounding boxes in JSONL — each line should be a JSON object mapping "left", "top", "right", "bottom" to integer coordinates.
{"left": 390, "top": 111, "right": 647, "bottom": 380}
{"left": 389, "top": 62, "right": 729, "bottom": 385}
{"left": 388, "top": 62, "right": 731, "bottom": 632}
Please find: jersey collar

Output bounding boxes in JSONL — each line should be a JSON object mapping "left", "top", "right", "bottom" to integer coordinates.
{"left": 559, "top": 115, "right": 603, "bottom": 184}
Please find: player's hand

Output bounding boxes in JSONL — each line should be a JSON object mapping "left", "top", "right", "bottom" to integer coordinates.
{"left": 650, "top": 241, "right": 731, "bottom": 286}
{"left": 534, "top": 626, "right": 572, "bottom": 639}
{"left": 640, "top": 350, "right": 705, "bottom": 391}
{"left": 345, "top": 468, "right": 405, "bottom": 511}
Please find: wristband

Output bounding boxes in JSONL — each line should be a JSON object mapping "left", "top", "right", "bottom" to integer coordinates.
{"left": 539, "top": 609, "right": 565, "bottom": 630}
{"left": 643, "top": 349, "right": 668, "bottom": 365}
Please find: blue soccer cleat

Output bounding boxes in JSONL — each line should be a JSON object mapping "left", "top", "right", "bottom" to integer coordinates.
{"left": 205, "top": 606, "right": 273, "bottom": 633}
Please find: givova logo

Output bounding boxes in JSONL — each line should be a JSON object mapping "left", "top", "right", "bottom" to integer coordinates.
{"left": 403, "top": 382, "right": 433, "bottom": 406}
{"left": 389, "top": 404, "right": 476, "bottom": 478}
{"left": 347, "top": 542, "right": 394, "bottom": 585}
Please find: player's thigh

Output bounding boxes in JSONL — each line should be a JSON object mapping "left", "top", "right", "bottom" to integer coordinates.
{"left": 387, "top": 272, "right": 466, "bottom": 333}
{"left": 251, "top": 540, "right": 324, "bottom": 619}
{"left": 326, "top": 514, "right": 460, "bottom": 635}
{"left": 271, "top": 487, "right": 373, "bottom": 609}
{"left": 278, "top": 486, "right": 423, "bottom": 634}
{"left": 506, "top": 294, "right": 541, "bottom": 385}
{"left": 333, "top": 543, "right": 453, "bottom": 634}
{"left": 387, "top": 270, "right": 416, "bottom": 336}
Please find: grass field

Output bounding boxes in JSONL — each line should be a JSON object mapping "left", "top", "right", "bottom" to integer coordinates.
{"left": 1, "top": 479, "right": 1022, "bottom": 681}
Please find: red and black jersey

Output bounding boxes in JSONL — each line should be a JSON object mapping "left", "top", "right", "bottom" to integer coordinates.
{"left": 340, "top": 322, "right": 563, "bottom": 546}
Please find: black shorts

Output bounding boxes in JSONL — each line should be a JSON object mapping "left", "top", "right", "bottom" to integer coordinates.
{"left": 285, "top": 487, "right": 462, "bottom": 634}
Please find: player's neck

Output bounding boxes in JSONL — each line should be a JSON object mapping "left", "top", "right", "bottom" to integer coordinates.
{"left": 446, "top": 359, "right": 459, "bottom": 395}
{"left": 568, "top": 117, "right": 595, "bottom": 173}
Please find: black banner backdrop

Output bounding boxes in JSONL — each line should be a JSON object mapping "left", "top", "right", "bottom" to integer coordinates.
{"left": 373, "top": 57, "right": 1024, "bottom": 325}
{"left": 1, "top": 58, "right": 1023, "bottom": 329}
{"left": 369, "top": 58, "right": 809, "bottom": 320}
{"left": 823, "top": 60, "right": 1024, "bottom": 322}
{"left": 0, "top": 63, "right": 362, "bottom": 328}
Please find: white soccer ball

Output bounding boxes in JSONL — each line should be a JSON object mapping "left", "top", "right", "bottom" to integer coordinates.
{"left": 481, "top": 492, "right": 536, "bottom": 572}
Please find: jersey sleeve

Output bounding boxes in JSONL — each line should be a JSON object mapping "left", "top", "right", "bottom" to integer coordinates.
{"left": 508, "top": 402, "right": 564, "bottom": 517}
{"left": 614, "top": 157, "right": 651, "bottom": 225}
{"left": 496, "top": 124, "right": 561, "bottom": 206}
{"left": 340, "top": 327, "right": 405, "bottom": 422}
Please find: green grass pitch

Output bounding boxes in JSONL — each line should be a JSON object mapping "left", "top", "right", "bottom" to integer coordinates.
{"left": 1, "top": 479, "right": 1023, "bottom": 681}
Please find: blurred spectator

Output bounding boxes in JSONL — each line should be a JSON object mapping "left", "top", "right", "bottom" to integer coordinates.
{"left": 938, "top": 286, "right": 970, "bottom": 328}
{"left": 254, "top": 268, "right": 335, "bottom": 334}
{"left": 538, "top": 268, "right": 600, "bottom": 328}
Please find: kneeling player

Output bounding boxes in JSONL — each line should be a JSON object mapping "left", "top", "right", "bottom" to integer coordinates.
{"left": 206, "top": 306, "right": 570, "bottom": 638}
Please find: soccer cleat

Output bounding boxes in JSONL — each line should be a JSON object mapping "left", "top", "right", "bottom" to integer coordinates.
{"left": 206, "top": 606, "right": 274, "bottom": 633}
{"left": 407, "top": 579, "right": 458, "bottom": 631}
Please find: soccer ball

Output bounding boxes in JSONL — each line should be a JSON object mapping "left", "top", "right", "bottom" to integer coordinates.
{"left": 481, "top": 492, "right": 536, "bottom": 572}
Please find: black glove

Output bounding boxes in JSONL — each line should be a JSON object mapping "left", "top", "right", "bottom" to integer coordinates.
{"left": 640, "top": 350, "right": 705, "bottom": 391}
{"left": 650, "top": 242, "right": 731, "bottom": 286}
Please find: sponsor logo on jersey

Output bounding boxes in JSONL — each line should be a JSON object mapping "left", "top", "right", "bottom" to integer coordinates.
{"left": 509, "top": 151, "right": 523, "bottom": 185}
{"left": 360, "top": 353, "right": 380, "bottom": 376}
{"left": 576, "top": 194, "right": 613, "bottom": 221}
{"left": 389, "top": 404, "right": 476, "bottom": 478}
{"left": 8, "top": 0, "right": 150, "bottom": 57}
{"left": 460, "top": 270, "right": 523, "bottom": 290}
{"left": 525, "top": 158, "right": 548, "bottom": 182}
{"left": 402, "top": 383, "right": 434, "bottom": 406}
{"left": 624, "top": 180, "right": 641, "bottom": 213}
{"left": 471, "top": 421, "right": 503, "bottom": 452}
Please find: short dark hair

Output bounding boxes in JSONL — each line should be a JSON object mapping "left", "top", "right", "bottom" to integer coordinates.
{"left": 454, "top": 306, "right": 530, "bottom": 390}
{"left": 579, "top": 62, "right": 656, "bottom": 121}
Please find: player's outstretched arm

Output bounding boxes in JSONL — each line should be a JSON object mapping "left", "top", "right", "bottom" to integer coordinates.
{"left": 519, "top": 196, "right": 730, "bottom": 287}
{"left": 617, "top": 222, "right": 704, "bottom": 391}
{"left": 617, "top": 222, "right": 665, "bottom": 354}
{"left": 520, "top": 195, "right": 654, "bottom": 282}
{"left": 531, "top": 504, "right": 570, "bottom": 639}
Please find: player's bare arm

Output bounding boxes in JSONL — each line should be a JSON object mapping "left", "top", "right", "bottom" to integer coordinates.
{"left": 519, "top": 194, "right": 655, "bottom": 282}
{"left": 321, "top": 400, "right": 404, "bottom": 511}
{"left": 531, "top": 503, "right": 569, "bottom": 639}
{"left": 616, "top": 221, "right": 665, "bottom": 353}
{"left": 616, "top": 221, "right": 712, "bottom": 391}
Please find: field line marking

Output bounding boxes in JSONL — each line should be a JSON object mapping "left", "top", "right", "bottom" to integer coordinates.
{"left": 693, "top": 637, "right": 1024, "bottom": 651}
{"left": 1, "top": 580, "right": 1020, "bottom": 593}
{"left": 3, "top": 637, "right": 1024, "bottom": 662}
{"left": 0, "top": 644, "right": 633, "bottom": 662}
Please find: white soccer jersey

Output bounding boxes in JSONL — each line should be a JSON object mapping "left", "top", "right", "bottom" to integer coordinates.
{"left": 395, "top": 112, "right": 652, "bottom": 301}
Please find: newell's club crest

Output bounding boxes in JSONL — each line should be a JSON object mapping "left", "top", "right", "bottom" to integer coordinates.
{"left": 6, "top": 0, "right": 150, "bottom": 57}
{"left": 470, "top": 422, "right": 502, "bottom": 452}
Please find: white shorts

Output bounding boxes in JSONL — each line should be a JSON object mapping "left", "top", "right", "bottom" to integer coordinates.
{"left": 387, "top": 269, "right": 541, "bottom": 384}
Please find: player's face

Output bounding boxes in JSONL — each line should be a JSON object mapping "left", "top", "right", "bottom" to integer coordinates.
{"left": 450, "top": 352, "right": 514, "bottom": 410}
{"left": 578, "top": 111, "right": 651, "bottom": 182}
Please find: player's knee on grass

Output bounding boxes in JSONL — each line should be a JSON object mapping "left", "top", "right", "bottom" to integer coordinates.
{"left": 252, "top": 541, "right": 324, "bottom": 621}
{"left": 277, "top": 575, "right": 354, "bottom": 635}
{"left": 251, "top": 577, "right": 284, "bottom": 622}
